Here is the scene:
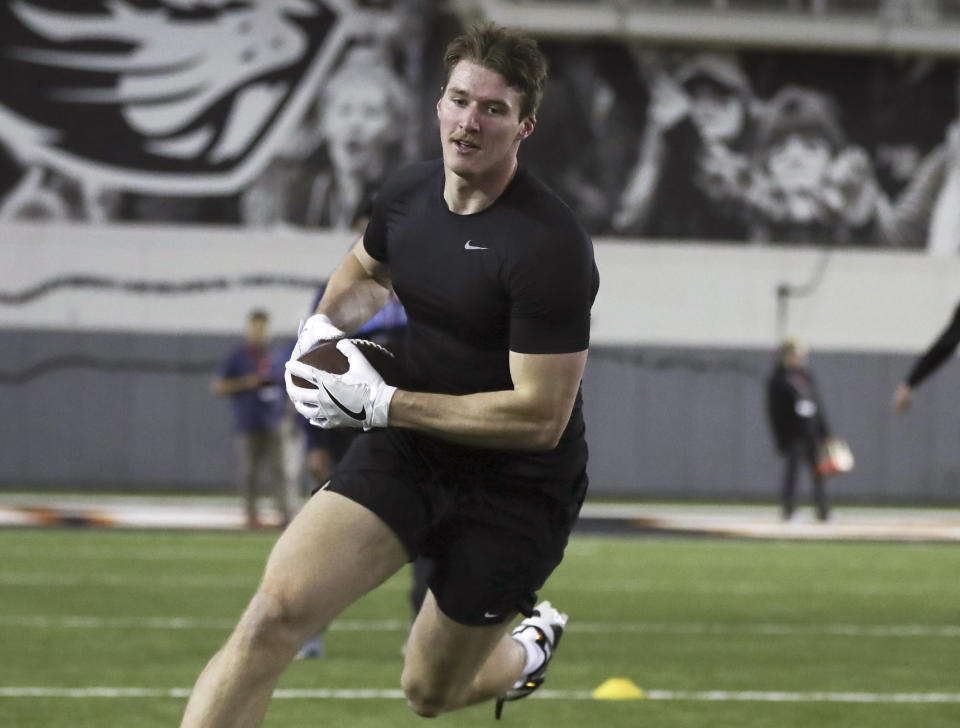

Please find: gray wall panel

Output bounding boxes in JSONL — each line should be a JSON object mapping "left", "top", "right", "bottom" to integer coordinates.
{"left": 2, "top": 329, "right": 959, "bottom": 504}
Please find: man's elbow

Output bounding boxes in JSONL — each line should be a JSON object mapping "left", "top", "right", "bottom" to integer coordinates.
{"left": 522, "top": 416, "right": 566, "bottom": 451}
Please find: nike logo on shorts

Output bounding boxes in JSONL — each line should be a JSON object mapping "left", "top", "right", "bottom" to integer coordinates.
{"left": 321, "top": 383, "right": 366, "bottom": 421}
{"left": 483, "top": 611, "right": 501, "bottom": 619}
{"left": 464, "top": 240, "right": 488, "bottom": 250}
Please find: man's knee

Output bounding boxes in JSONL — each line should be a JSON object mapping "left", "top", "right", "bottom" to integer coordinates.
{"left": 233, "top": 589, "right": 320, "bottom": 661}
{"left": 402, "top": 681, "right": 444, "bottom": 718}
{"left": 401, "top": 671, "right": 459, "bottom": 718}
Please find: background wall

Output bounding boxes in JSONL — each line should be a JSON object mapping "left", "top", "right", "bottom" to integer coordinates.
{"left": 2, "top": 1, "right": 960, "bottom": 504}
{"left": 2, "top": 226, "right": 958, "bottom": 503}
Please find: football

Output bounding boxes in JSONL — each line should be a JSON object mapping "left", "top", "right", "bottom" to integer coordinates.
{"left": 290, "top": 338, "right": 402, "bottom": 388}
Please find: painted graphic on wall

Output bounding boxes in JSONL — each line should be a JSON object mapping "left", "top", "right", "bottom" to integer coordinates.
{"left": 521, "top": 42, "right": 960, "bottom": 253}
{"left": 0, "top": 0, "right": 343, "bottom": 189}
{"left": 0, "top": 0, "right": 446, "bottom": 227}
{"left": 1, "top": 1, "right": 958, "bottom": 253}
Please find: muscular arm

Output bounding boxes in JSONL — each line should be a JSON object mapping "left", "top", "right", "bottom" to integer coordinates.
{"left": 298, "top": 238, "right": 588, "bottom": 449}
{"left": 315, "top": 238, "right": 392, "bottom": 332}
{"left": 388, "top": 349, "right": 588, "bottom": 451}
{"left": 905, "top": 303, "right": 960, "bottom": 389}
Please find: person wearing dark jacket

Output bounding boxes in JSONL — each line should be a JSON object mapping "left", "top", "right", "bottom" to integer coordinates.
{"left": 894, "top": 302, "right": 960, "bottom": 413}
{"left": 766, "top": 339, "right": 831, "bottom": 521}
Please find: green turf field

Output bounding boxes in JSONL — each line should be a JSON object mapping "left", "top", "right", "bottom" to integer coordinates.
{"left": 1, "top": 528, "right": 958, "bottom": 727}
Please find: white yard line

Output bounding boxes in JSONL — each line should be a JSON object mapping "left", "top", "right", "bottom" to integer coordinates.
{"left": 581, "top": 579, "right": 960, "bottom": 596}
{"left": 2, "top": 571, "right": 955, "bottom": 597}
{"left": 0, "top": 616, "right": 406, "bottom": 631}
{"left": 1, "top": 615, "right": 958, "bottom": 638}
{"left": 0, "top": 571, "right": 407, "bottom": 590}
{"left": 2, "top": 686, "right": 959, "bottom": 703}
{"left": 637, "top": 690, "right": 960, "bottom": 704}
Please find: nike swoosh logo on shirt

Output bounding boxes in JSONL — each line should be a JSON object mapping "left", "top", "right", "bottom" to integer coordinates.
{"left": 464, "top": 240, "right": 488, "bottom": 250}
{"left": 321, "top": 383, "right": 366, "bottom": 421}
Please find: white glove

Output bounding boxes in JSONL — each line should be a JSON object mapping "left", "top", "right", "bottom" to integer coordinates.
{"left": 286, "top": 313, "right": 345, "bottom": 421}
{"left": 350, "top": 339, "right": 397, "bottom": 428}
{"left": 290, "top": 313, "right": 344, "bottom": 362}
{"left": 284, "top": 360, "right": 352, "bottom": 429}
{"left": 284, "top": 339, "right": 396, "bottom": 430}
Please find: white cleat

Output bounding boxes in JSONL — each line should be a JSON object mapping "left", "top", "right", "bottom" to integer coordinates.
{"left": 495, "top": 601, "right": 568, "bottom": 719}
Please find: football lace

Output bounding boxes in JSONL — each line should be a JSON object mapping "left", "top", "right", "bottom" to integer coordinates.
{"left": 348, "top": 339, "right": 395, "bottom": 359}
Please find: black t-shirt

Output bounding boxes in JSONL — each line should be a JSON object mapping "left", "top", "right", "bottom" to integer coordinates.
{"left": 363, "top": 158, "right": 599, "bottom": 444}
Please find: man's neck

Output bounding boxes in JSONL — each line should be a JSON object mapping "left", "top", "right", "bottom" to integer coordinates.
{"left": 443, "top": 158, "right": 518, "bottom": 215}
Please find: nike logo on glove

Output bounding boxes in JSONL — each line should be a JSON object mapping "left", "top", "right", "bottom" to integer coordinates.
{"left": 321, "top": 383, "right": 366, "bottom": 421}
{"left": 464, "top": 239, "right": 488, "bottom": 250}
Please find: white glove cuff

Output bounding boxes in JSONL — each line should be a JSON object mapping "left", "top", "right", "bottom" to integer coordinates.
{"left": 298, "top": 312, "right": 344, "bottom": 344}
{"left": 292, "top": 313, "right": 345, "bottom": 361}
{"left": 367, "top": 384, "right": 397, "bottom": 430}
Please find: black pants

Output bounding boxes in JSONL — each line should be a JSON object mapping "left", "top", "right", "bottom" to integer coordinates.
{"left": 781, "top": 438, "right": 829, "bottom": 521}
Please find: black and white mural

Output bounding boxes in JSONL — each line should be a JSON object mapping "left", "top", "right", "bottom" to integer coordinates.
{"left": 0, "top": 0, "right": 456, "bottom": 228}
{"left": 1, "top": 1, "right": 959, "bottom": 251}
{"left": 2, "top": 2, "right": 960, "bottom": 499}
{"left": 0, "top": 0, "right": 960, "bottom": 254}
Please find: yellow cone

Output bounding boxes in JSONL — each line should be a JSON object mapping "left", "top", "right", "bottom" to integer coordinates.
{"left": 592, "top": 678, "right": 644, "bottom": 700}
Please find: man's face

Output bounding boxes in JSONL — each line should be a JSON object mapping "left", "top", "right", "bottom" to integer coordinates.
{"left": 767, "top": 132, "right": 833, "bottom": 192}
{"left": 246, "top": 318, "right": 269, "bottom": 347}
{"left": 323, "top": 83, "right": 393, "bottom": 175}
{"left": 687, "top": 82, "right": 744, "bottom": 143}
{"left": 436, "top": 60, "right": 533, "bottom": 180}
{"left": 784, "top": 345, "right": 807, "bottom": 369}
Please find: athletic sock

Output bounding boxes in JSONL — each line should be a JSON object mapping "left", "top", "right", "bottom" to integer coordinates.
{"left": 512, "top": 626, "right": 545, "bottom": 676}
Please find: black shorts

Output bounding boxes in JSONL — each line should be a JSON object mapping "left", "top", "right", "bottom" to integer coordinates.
{"left": 326, "top": 428, "right": 588, "bottom": 626}
{"left": 303, "top": 418, "right": 360, "bottom": 459}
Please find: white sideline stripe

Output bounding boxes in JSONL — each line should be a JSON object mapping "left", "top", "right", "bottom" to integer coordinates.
{"left": 0, "top": 573, "right": 257, "bottom": 588}
{"left": 0, "top": 572, "right": 407, "bottom": 591}
{"left": 572, "top": 622, "right": 960, "bottom": 638}
{"left": 2, "top": 572, "right": 956, "bottom": 598}
{"left": 1, "top": 615, "right": 958, "bottom": 638}
{"left": 584, "top": 580, "right": 960, "bottom": 597}
{"left": 640, "top": 690, "right": 960, "bottom": 704}
{"left": 0, "top": 616, "right": 407, "bottom": 632}
{"left": 0, "top": 545, "right": 271, "bottom": 562}
{"left": 2, "top": 687, "right": 960, "bottom": 704}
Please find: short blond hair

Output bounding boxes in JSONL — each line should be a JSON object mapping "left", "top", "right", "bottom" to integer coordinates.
{"left": 778, "top": 338, "right": 804, "bottom": 364}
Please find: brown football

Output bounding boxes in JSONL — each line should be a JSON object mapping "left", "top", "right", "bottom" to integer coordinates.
{"left": 291, "top": 338, "right": 401, "bottom": 388}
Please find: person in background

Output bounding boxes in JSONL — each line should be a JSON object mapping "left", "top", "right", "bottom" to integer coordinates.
{"left": 917, "top": 67, "right": 960, "bottom": 256}
{"left": 766, "top": 339, "right": 832, "bottom": 522}
{"left": 240, "top": 44, "right": 410, "bottom": 229}
{"left": 894, "top": 301, "right": 960, "bottom": 413}
{"left": 211, "top": 309, "right": 292, "bottom": 529}
{"left": 613, "top": 52, "right": 758, "bottom": 240}
{"left": 880, "top": 120, "right": 960, "bottom": 253}
{"left": 521, "top": 42, "right": 641, "bottom": 235}
{"left": 745, "top": 85, "right": 883, "bottom": 246}
{"left": 759, "top": 68, "right": 960, "bottom": 253}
